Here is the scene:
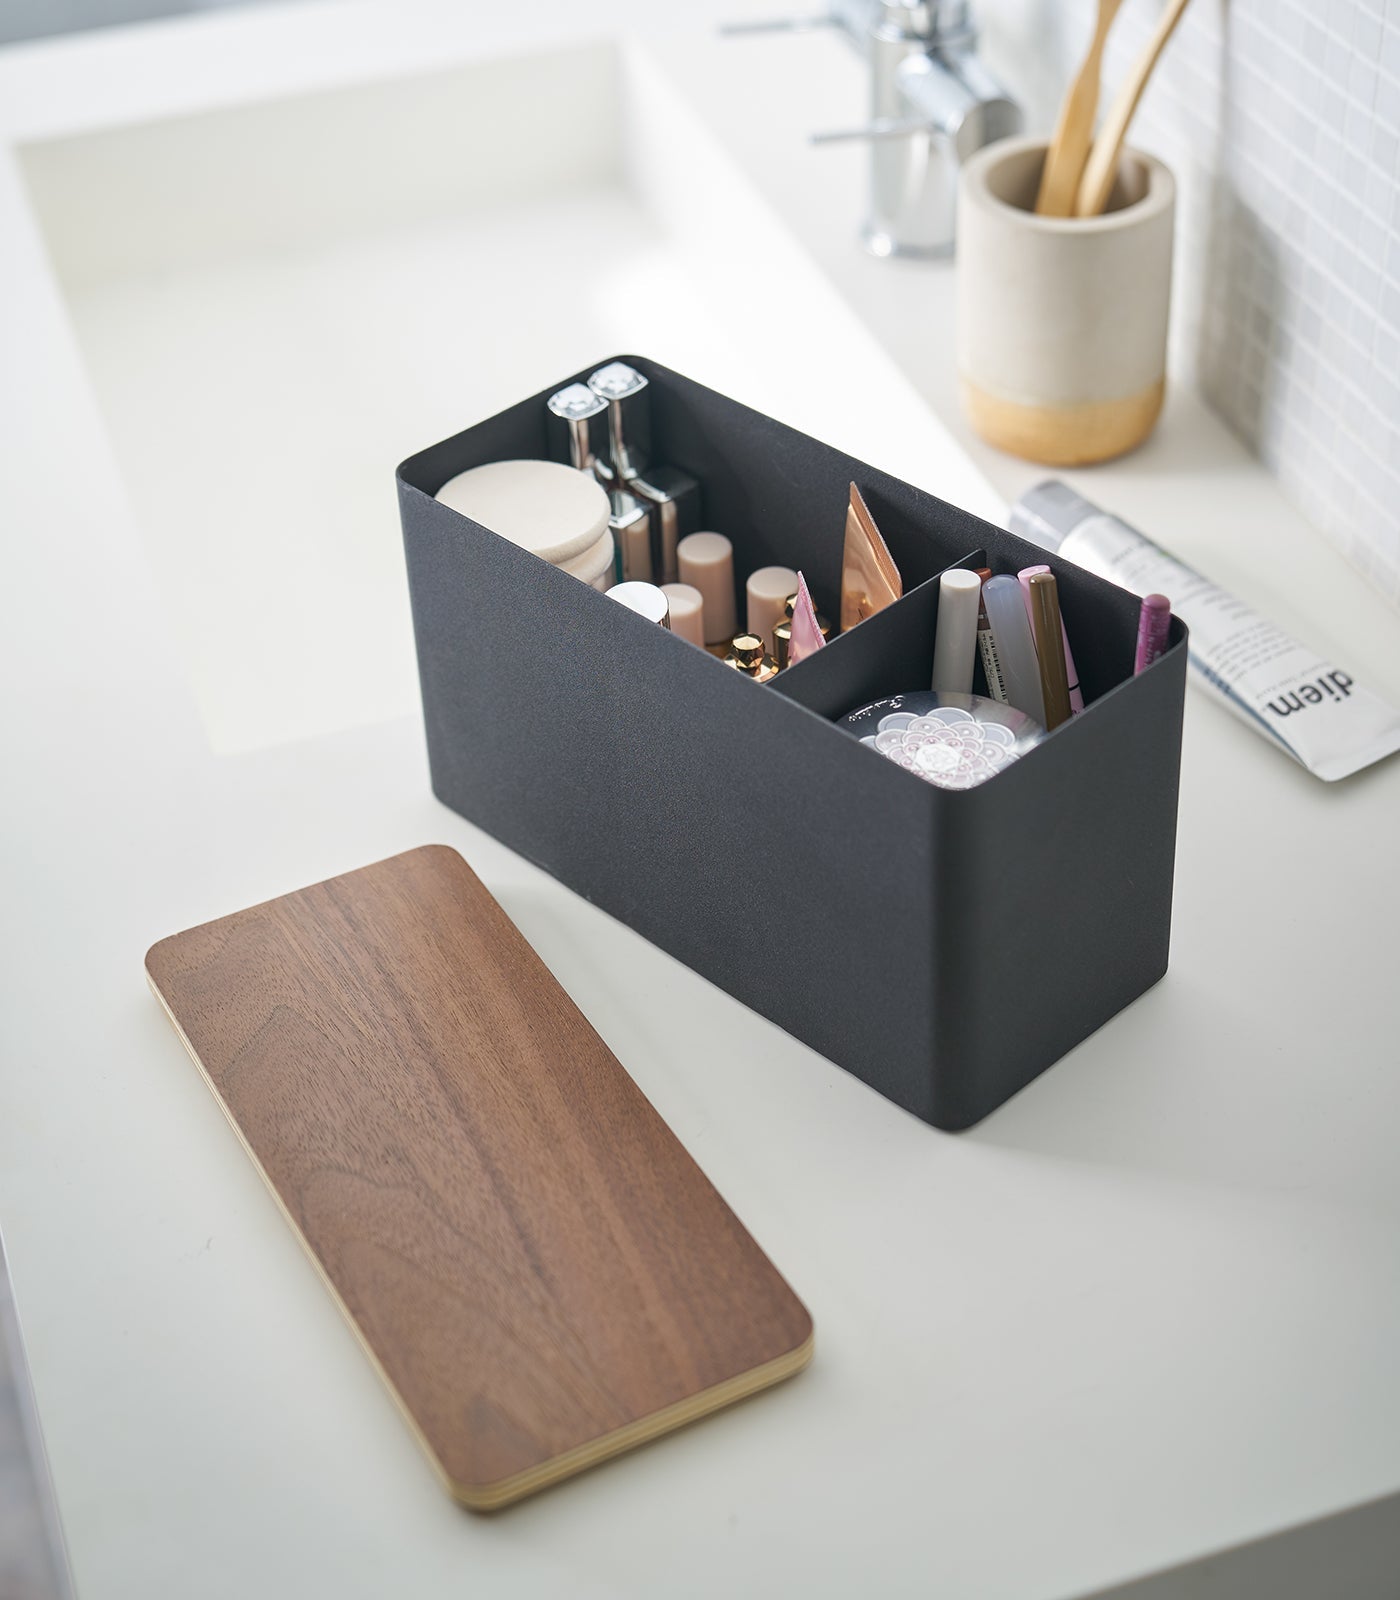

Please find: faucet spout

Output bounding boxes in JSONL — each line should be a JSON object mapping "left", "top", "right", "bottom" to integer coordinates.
{"left": 726, "top": 0, "right": 1019, "bottom": 255}
{"left": 822, "top": 0, "right": 1020, "bottom": 257}
{"left": 869, "top": 2, "right": 1020, "bottom": 256}
{"left": 897, "top": 50, "right": 1020, "bottom": 164}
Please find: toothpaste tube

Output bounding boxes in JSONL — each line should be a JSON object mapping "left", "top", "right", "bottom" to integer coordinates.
{"left": 1011, "top": 481, "right": 1400, "bottom": 782}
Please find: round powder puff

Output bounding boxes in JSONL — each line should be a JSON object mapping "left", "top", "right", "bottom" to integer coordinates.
{"left": 434, "top": 459, "right": 611, "bottom": 567}
{"left": 561, "top": 528, "right": 617, "bottom": 590}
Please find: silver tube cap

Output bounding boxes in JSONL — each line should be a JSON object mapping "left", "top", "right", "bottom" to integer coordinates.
{"left": 1008, "top": 479, "right": 1101, "bottom": 555}
{"left": 587, "top": 362, "right": 652, "bottom": 480}
{"left": 546, "top": 382, "right": 612, "bottom": 480}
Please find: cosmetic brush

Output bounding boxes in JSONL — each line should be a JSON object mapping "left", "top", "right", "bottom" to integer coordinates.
{"left": 1036, "top": 0, "right": 1125, "bottom": 217}
{"left": 1075, "top": 0, "right": 1194, "bottom": 217}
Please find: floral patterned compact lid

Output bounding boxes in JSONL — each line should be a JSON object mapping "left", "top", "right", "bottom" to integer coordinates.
{"left": 837, "top": 691, "right": 1045, "bottom": 791}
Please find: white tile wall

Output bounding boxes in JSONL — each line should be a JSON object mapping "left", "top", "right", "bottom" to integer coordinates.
{"left": 988, "top": 0, "right": 1400, "bottom": 608}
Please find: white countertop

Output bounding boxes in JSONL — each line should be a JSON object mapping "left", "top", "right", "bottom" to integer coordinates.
{"left": 2, "top": 5, "right": 1398, "bottom": 1599}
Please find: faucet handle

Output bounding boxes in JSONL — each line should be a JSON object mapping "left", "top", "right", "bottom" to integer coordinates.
{"left": 719, "top": 0, "right": 876, "bottom": 40}
{"left": 810, "top": 117, "right": 933, "bottom": 144}
{"left": 719, "top": 15, "right": 842, "bottom": 33}
{"left": 815, "top": 53, "right": 1018, "bottom": 160}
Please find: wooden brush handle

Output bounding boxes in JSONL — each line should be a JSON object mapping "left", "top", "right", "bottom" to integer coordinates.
{"left": 1075, "top": 0, "right": 1193, "bottom": 217}
{"left": 1035, "top": 0, "right": 1124, "bottom": 218}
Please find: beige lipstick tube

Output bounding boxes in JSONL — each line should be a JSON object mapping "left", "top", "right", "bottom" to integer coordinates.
{"left": 678, "top": 532, "right": 737, "bottom": 644}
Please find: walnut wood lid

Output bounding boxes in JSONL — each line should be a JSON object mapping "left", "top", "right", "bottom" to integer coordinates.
{"left": 145, "top": 846, "right": 812, "bottom": 1509}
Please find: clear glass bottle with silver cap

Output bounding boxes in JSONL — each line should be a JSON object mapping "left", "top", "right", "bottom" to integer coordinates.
{"left": 547, "top": 381, "right": 651, "bottom": 584}
{"left": 586, "top": 363, "right": 701, "bottom": 586}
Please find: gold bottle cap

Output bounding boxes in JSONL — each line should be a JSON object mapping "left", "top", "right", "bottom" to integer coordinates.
{"left": 726, "top": 632, "right": 765, "bottom": 669}
{"left": 723, "top": 633, "right": 779, "bottom": 680}
{"left": 773, "top": 618, "right": 792, "bottom": 670}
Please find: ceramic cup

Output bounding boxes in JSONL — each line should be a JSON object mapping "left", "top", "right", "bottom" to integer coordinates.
{"left": 957, "top": 136, "right": 1175, "bottom": 466}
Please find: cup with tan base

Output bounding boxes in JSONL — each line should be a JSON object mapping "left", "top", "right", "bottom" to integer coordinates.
{"left": 957, "top": 135, "right": 1175, "bottom": 467}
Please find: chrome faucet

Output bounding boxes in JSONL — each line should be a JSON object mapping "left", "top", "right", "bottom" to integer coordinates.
{"left": 725, "top": 0, "right": 1020, "bottom": 258}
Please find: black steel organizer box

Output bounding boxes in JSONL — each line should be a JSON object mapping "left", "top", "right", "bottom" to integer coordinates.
{"left": 397, "top": 356, "right": 1188, "bottom": 1130}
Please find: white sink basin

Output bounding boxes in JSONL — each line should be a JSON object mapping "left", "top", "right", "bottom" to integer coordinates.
{"left": 20, "top": 36, "right": 1000, "bottom": 754}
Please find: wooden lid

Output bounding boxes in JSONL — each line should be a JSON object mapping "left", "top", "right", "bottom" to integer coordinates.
{"left": 145, "top": 845, "right": 812, "bottom": 1509}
